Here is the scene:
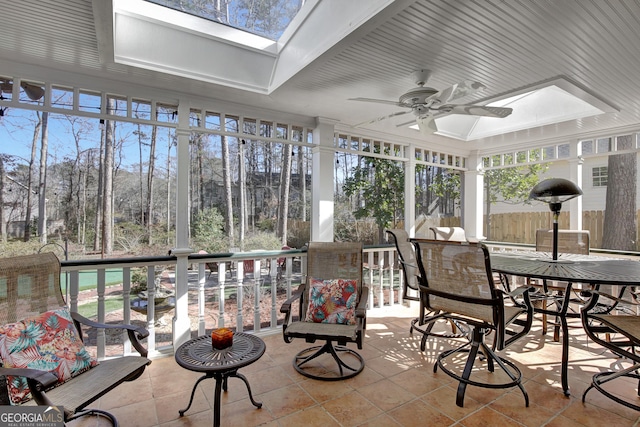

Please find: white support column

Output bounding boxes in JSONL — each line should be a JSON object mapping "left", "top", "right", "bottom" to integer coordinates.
{"left": 569, "top": 140, "right": 584, "bottom": 230}
{"left": 172, "top": 101, "right": 194, "bottom": 350}
{"left": 463, "top": 151, "right": 485, "bottom": 241}
{"left": 404, "top": 144, "right": 416, "bottom": 237}
{"left": 311, "top": 117, "right": 338, "bottom": 242}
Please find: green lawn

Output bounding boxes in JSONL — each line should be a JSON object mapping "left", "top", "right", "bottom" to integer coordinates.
{"left": 77, "top": 296, "right": 125, "bottom": 318}
{"left": 61, "top": 268, "right": 128, "bottom": 293}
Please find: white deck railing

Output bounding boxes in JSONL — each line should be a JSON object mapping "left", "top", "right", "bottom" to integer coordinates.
{"left": 60, "top": 246, "right": 407, "bottom": 359}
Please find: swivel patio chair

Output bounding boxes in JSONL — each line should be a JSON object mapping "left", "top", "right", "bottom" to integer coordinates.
{"left": 0, "top": 252, "right": 151, "bottom": 426}
{"left": 412, "top": 239, "right": 534, "bottom": 407}
{"left": 280, "top": 241, "right": 368, "bottom": 380}
{"left": 581, "top": 286, "right": 640, "bottom": 410}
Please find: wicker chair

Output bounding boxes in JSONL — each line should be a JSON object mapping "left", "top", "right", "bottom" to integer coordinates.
{"left": 0, "top": 252, "right": 150, "bottom": 426}
{"left": 411, "top": 239, "right": 534, "bottom": 407}
{"left": 581, "top": 287, "right": 640, "bottom": 410}
{"left": 280, "top": 242, "right": 368, "bottom": 380}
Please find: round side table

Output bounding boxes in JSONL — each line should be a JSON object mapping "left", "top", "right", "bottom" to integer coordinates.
{"left": 175, "top": 332, "right": 266, "bottom": 427}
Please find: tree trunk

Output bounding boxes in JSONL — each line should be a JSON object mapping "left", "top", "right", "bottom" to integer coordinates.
{"left": 239, "top": 141, "right": 246, "bottom": 250}
{"left": 147, "top": 124, "right": 157, "bottom": 245}
{"left": 166, "top": 129, "right": 173, "bottom": 245}
{"left": 25, "top": 113, "right": 42, "bottom": 241}
{"left": 602, "top": 135, "right": 637, "bottom": 250}
{"left": 298, "top": 147, "right": 306, "bottom": 220}
{"left": 93, "top": 121, "right": 105, "bottom": 252}
{"left": 103, "top": 100, "right": 116, "bottom": 255}
{"left": 221, "top": 135, "right": 234, "bottom": 246}
{"left": 277, "top": 144, "right": 292, "bottom": 244}
{"left": 37, "top": 112, "right": 49, "bottom": 244}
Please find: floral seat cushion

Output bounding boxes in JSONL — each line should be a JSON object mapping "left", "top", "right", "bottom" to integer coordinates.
{"left": 0, "top": 307, "right": 99, "bottom": 404}
{"left": 305, "top": 278, "right": 358, "bottom": 325}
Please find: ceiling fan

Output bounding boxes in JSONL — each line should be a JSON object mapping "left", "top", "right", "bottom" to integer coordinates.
{"left": 350, "top": 69, "right": 513, "bottom": 134}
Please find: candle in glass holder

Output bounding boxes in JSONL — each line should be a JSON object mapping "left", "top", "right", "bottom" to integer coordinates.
{"left": 211, "top": 328, "right": 234, "bottom": 350}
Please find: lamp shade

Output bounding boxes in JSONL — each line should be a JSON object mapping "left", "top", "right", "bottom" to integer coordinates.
{"left": 529, "top": 178, "right": 583, "bottom": 204}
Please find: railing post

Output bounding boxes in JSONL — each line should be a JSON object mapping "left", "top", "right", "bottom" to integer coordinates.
{"left": 367, "top": 251, "right": 375, "bottom": 309}
{"left": 198, "top": 262, "right": 206, "bottom": 336}
{"left": 172, "top": 247, "right": 193, "bottom": 351}
{"left": 387, "top": 250, "right": 394, "bottom": 306}
{"left": 270, "top": 258, "right": 278, "bottom": 327}
{"left": 146, "top": 266, "right": 156, "bottom": 353}
{"left": 285, "top": 257, "right": 293, "bottom": 299}
{"left": 122, "top": 267, "right": 132, "bottom": 355}
{"left": 377, "top": 250, "right": 384, "bottom": 308}
{"left": 253, "top": 259, "right": 261, "bottom": 332}
{"left": 236, "top": 261, "right": 244, "bottom": 330}
{"left": 218, "top": 262, "right": 226, "bottom": 328}
{"left": 97, "top": 268, "right": 106, "bottom": 360}
{"left": 69, "top": 271, "right": 80, "bottom": 314}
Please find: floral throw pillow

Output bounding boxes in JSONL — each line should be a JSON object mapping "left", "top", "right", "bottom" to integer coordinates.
{"left": 0, "top": 307, "right": 99, "bottom": 405}
{"left": 305, "top": 278, "right": 358, "bottom": 325}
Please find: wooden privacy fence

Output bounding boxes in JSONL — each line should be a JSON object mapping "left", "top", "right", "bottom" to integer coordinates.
{"left": 437, "top": 210, "right": 636, "bottom": 250}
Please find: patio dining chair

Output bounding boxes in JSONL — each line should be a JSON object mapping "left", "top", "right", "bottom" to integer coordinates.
{"left": 386, "top": 229, "right": 465, "bottom": 348}
{"left": 0, "top": 252, "right": 151, "bottom": 426}
{"left": 412, "top": 239, "right": 534, "bottom": 407}
{"left": 280, "top": 241, "right": 368, "bottom": 380}
{"left": 530, "top": 229, "right": 592, "bottom": 340}
{"left": 581, "top": 286, "right": 640, "bottom": 410}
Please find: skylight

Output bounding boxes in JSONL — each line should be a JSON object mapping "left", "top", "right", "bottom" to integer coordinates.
{"left": 411, "top": 77, "right": 619, "bottom": 141}
{"left": 144, "top": 0, "right": 304, "bottom": 41}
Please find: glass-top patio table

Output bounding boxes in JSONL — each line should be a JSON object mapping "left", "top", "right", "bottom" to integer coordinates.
{"left": 490, "top": 251, "right": 640, "bottom": 396}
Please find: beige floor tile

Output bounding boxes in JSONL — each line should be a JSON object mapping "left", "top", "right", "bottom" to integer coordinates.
{"left": 387, "top": 397, "right": 455, "bottom": 427}
{"left": 87, "top": 306, "right": 640, "bottom": 426}
{"left": 259, "top": 383, "right": 316, "bottom": 419}
{"left": 321, "top": 390, "right": 383, "bottom": 425}
{"left": 278, "top": 405, "right": 341, "bottom": 427}
{"left": 357, "top": 378, "right": 417, "bottom": 411}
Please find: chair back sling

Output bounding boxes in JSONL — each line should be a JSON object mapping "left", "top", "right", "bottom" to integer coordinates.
{"left": 386, "top": 229, "right": 419, "bottom": 301}
{"left": 0, "top": 252, "right": 64, "bottom": 325}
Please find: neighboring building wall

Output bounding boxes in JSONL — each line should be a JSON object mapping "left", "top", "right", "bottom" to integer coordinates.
{"left": 487, "top": 153, "right": 639, "bottom": 214}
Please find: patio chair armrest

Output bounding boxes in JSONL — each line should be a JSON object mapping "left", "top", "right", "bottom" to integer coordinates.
{"left": 581, "top": 287, "right": 636, "bottom": 312}
{"left": 280, "top": 284, "right": 305, "bottom": 314}
{"left": 0, "top": 366, "right": 58, "bottom": 390}
{"left": 70, "top": 311, "right": 149, "bottom": 357}
{"left": 356, "top": 284, "right": 369, "bottom": 318}
{"left": 498, "top": 285, "right": 533, "bottom": 309}
{"left": 0, "top": 366, "right": 59, "bottom": 407}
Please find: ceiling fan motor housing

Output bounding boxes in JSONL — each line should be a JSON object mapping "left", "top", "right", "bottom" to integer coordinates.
{"left": 399, "top": 87, "right": 439, "bottom": 107}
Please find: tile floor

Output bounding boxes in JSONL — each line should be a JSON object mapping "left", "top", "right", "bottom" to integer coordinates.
{"left": 68, "top": 305, "right": 640, "bottom": 427}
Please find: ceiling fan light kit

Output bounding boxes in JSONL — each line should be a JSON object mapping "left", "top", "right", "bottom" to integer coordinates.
{"left": 350, "top": 69, "right": 512, "bottom": 135}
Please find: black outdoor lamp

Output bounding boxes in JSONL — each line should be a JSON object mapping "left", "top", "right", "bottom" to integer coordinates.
{"left": 529, "top": 178, "right": 583, "bottom": 261}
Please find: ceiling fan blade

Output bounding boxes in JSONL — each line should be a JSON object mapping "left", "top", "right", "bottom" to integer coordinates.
{"left": 440, "top": 104, "right": 513, "bottom": 118}
{"left": 353, "top": 110, "right": 411, "bottom": 127}
{"left": 349, "top": 97, "right": 404, "bottom": 107}
{"left": 429, "top": 80, "right": 486, "bottom": 104}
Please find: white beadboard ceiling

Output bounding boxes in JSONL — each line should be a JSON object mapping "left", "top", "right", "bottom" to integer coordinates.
{"left": 0, "top": 0, "right": 639, "bottom": 155}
